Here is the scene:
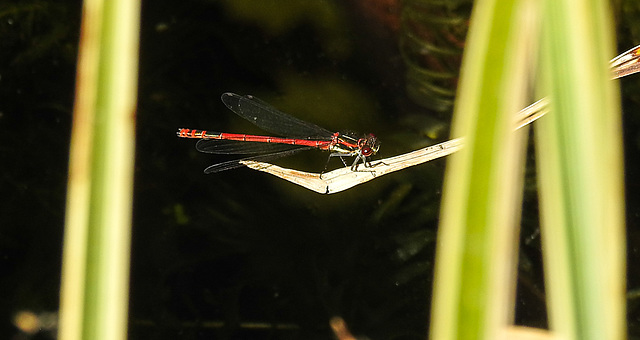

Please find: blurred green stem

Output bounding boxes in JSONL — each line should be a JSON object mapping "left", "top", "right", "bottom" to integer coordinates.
{"left": 429, "top": 0, "right": 536, "bottom": 338}
{"left": 536, "top": 0, "right": 626, "bottom": 339}
{"left": 58, "top": 0, "right": 140, "bottom": 338}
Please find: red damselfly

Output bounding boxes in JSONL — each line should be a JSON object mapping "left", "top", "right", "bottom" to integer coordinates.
{"left": 177, "top": 93, "right": 380, "bottom": 173}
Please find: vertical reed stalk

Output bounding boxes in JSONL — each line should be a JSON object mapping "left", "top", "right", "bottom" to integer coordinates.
{"left": 429, "top": 0, "right": 537, "bottom": 338}
{"left": 536, "top": 0, "right": 626, "bottom": 338}
{"left": 59, "top": 0, "right": 140, "bottom": 338}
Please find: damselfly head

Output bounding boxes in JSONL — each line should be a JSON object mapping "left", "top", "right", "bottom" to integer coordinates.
{"left": 359, "top": 133, "right": 380, "bottom": 157}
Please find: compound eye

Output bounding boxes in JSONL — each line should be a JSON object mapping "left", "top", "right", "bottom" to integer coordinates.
{"left": 361, "top": 146, "right": 373, "bottom": 156}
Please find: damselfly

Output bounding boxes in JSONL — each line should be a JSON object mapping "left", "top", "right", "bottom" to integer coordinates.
{"left": 177, "top": 93, "right": 379, "bottom": 173}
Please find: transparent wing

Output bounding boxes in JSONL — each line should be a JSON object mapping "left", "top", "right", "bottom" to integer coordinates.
{"left": 196, "top": 139, "right": 307, "bottom": 155}
{"left": 202, "top": 147, "right": 314, "bottom": 173}
{"left": 221, "top": 92, "right": 334, "bottom": 138}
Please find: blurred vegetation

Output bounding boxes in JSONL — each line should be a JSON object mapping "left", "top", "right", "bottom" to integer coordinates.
{"left": 400, "top": 0, "right": 471, "bottom": 115}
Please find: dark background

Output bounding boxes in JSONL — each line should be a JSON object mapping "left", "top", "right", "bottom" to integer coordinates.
{"left": 2, "top": 0, "right": 640, "bottom": 339}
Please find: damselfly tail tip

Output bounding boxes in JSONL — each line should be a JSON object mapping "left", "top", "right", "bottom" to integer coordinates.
{"left": 177, "top": 128, "right": 210, "bottom": 139}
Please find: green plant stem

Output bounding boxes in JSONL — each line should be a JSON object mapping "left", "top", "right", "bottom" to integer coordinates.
{"left": 58, "top": 0, "right": 140, "bottom": 338}
{"left": 536, "top": 0, "right": 626, "bottom": 339}
{"left": 428, "top": 0, "right": 536, "bottom": 338}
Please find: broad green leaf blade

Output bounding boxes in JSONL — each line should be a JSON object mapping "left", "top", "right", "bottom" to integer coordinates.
{"left": 59, "top": 0, "right": 140, "bottom": 338}
{"left": 429, "top": 0, "right": 536, "bottom": 339}
{"left": 536, "top": 0, "right": 626, "bottom": 339}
